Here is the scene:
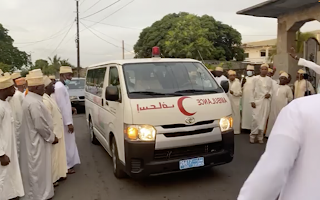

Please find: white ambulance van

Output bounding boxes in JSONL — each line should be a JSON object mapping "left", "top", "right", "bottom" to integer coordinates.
{"left": 85, "top": 48, "right": 234, "bottom": 179}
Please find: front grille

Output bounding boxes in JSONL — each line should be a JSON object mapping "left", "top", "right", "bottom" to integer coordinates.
{"left": 163, "top": 128, "right": 213, "bottom": 137}
{"left": 154, "top": 142, "right": 223, "bottom": 161}
{"left": 131, "top": 159, "right": 142, "bottom": 173}
{"left": 79, "top": 96, "right": 85, "bottom": 99}
{"left": 161, "top": 120, "right": 214, "bottom": 129}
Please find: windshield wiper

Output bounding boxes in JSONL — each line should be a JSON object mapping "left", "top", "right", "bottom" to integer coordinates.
{"left": 129, "top": 91, "right": 182, "bottom": 96}
{"left": 174, "top": 89, "right": 220, "bottom": 94}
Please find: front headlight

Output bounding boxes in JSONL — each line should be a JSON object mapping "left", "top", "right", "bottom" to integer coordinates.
{"left": 219, "top": 116, "right": 233, "bottom": 132}
{"left": 125, "top": 124, "right": 156, "bottom": 141}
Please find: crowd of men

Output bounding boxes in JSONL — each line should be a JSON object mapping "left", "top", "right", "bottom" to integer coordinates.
{"left": 0, "top": 66, "right": 80, "bottom": 200}
{"left": 211, "top": 63, "right": 315, "bottom": 144}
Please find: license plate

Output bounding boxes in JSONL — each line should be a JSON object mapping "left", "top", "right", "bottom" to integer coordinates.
{"left": 179, "top": 157, "right": 204, "bottom": 170}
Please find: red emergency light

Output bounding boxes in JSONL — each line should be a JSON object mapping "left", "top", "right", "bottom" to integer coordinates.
{"left": 152, "top": 46, "right": 160, "bottom": 57}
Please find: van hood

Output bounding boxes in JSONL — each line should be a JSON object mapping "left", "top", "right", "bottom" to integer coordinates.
{"left": 68, "top": 89, "right": 85, "bottom": 97}
{"left": 130, "top": 93, "right": 231, "bottom": 126}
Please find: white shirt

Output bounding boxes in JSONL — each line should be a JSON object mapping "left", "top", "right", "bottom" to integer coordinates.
{"left": 238, "top": 94, "right": 320, "bottom": 200}
{"left": 215, "top": 75, "right": 228, "bottom": 85}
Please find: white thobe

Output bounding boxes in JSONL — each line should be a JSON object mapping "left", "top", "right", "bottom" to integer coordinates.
{"left": 8, "top": 90, "right": 23, "bottom": 155}
{"left": 228, "top": 79, "right": 242, "bottom": 134}
{"left": 0, "top": 100, "right": 24, "bottom": 200}
{"left": 19, "top": 92, "right": 55, "bottom": 200}
{"left": 250, "top": 76, "right": 272, "bottom": 139}
{"left": 54, "top": 81, "right": 80, "bottom": 169}
{"left": 43, "top": 93, "right": 68, "bottom": 183}
{"left": 238, "top": 95, "right": 320, "bottom": 200}
{"left": 215, "top": 75, "right": 228, "bottom": 85}
{"left": 266, "top": 85, "right": 293, "bottom": 137}
{"left": 294, "top": 79, "right": 315, "bottom": 99}
{"left": 241, "top": 76, "right": 256, "bottom": 129}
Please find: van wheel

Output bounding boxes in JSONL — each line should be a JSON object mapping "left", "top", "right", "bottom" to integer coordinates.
{"left": 89, "top": 119, "right": 99, "bottom": 145}
{"left": 111, "top": 137, "right": 126, "bottom": 179}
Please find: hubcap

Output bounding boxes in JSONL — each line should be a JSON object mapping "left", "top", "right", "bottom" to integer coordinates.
{"left": 112, "top": 143, "right": 117, "bottom": 172}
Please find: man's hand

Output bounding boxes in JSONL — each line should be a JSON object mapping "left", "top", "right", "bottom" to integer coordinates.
{"left": 68, "top": 124, "right": 74, "bottom": 133}
{"left": 72, "top": 107, "right": 77, "bottom": 115}
{"left": 0, "top": 154, "right": 10, "bottom": 166}
{"left": 230, "top": 90, "right": 234, "bottom": 95}
{"left": 52, "top": 137, "right": 59, "bottom": 144}
{"left": 265, "top": 93, "right": 271, "bottom": 99}
{"left": 251, "top": 102, "right": 256, "bottom": 108}
{"left": 289, "top": 47, "right": 299, "bottom": 60}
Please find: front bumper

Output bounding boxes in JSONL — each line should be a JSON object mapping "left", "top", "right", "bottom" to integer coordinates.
{"left": 124, "top": 129, "right": 234, "bottom": 179}
{"left": 71, "top": 100, "right": 85, "bottom": 106}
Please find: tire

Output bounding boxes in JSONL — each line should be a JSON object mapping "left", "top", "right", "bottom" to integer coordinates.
{"left": 111, "top": 137, "right": 126, "bottom": 179}
{"left": 89, "top": 119, "right": 99, "bottom": 145}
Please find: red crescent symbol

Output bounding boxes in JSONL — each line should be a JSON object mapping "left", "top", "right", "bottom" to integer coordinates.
{"left": 177, "top": 97, "right": 196, "bottom": 116}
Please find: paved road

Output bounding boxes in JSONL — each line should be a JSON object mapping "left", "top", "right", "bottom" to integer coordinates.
{"left": 53, "top": 114, "right": 266, "bottom": 200}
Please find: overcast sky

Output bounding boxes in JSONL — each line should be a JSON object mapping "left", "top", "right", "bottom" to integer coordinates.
{"left": 1, "top": 0, "right": 319, "bottom": 67}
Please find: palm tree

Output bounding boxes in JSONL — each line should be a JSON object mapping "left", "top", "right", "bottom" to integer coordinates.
{"left": 48, "top": 55, "right": 61, "bottom": 72}
{"left": 268, "top": 31, "right": 315, "bottom": 62}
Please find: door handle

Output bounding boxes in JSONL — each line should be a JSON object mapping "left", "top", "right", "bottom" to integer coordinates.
{"left": 101, "top": 99, "right": 104, "bottom": 106}
{"left": 105, "top": 101, "right": 109, "bottom": 106}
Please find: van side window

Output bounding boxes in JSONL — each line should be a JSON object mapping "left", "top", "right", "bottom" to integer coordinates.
{"left": 109, "top": 67, "right": 120, "bottom": 87}
{"left": 86, "top": 67, "right": 107, "bottom": 96}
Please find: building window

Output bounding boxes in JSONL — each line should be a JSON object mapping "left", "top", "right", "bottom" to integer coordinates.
{"left": 260, "top": 50, "right": 266, "bottom": 57}
{"left": 244, "top": 53, "right": 249, "bottom": 58}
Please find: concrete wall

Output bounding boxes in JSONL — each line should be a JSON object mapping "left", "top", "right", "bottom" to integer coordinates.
{"left": 274, "top": 4, "right": 320, "bottom": 83}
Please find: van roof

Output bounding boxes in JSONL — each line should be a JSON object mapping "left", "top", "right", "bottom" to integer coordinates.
{"left": 86, "top": 58, "right": 201, "bottom": 69}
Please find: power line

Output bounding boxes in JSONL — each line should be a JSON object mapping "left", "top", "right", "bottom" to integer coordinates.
{"left": 82, "top": 19, "right": 141, "bottom": 30}
{"left": 81, "top": 0, "right": 102, "bottom": 14}
{"left": 81, "top": 0, "right": 121, "bottom": 19}
{"left": 89, "top": 26, "right": 134, "bottom": 47}
{"left": 80, "top": 0, "right": 135, "bottom": 32}
{"left": 50, "top": 21, "right": 75, "bottom": 55}
{"left": 80, "top": 0, "right": 87, "bottom": 6}
{"left": 15, "top": 21, "right": 75, "bottom": 45}
{"left": 80, "top": 21, "right": 131, "bottom": 52}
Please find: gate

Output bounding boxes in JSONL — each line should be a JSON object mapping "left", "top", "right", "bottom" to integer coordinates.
{"left": 303, "top": 37, "right": 320, "bottom": 89}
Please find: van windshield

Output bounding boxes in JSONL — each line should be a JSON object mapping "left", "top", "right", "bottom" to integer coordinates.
{"left": 123, "top": 62, "right": 222, "bottom": 99}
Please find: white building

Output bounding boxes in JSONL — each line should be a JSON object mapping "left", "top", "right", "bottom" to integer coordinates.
{"left": 242, "top": 30, "right": 320, "bottom": 65}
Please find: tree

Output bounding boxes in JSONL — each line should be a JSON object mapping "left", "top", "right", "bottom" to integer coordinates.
{"left": 0, "top": 24, "right": 30, "bottom": 71}
{"left": 48, "top": 55, "right": 61, "bottom": 72}
{"left": 134, "top": 13, "right": 244, "bottom": 61}
{"left": 268, "top": 31, "right": 315, "bottom": 62}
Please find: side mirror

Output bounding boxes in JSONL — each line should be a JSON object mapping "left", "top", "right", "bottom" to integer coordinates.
{"left": 220, "top": 80, "right": 229, "bottom": 93}
{"left": 105, "top": 86, "right": 119, "bottom": 101}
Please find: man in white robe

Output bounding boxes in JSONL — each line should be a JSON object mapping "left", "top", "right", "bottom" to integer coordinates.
{"left": 43, "top": 76, "right": 68, "bottom": 186}
{"left": 249, "top": 63, "right": 272, "bottom": 144}
{"left": 238, "top": 93, "right": 320, "bottom": 200}
{"left": 213, "top": 66, "right": 228, "bottom": 85}
{"left": 266, "top": 72, "right": 293, "bottom": 138}
{"left": 8, "top": 77, "right": 26, "bottom": 155}
{"left": 241, "top": 65, "right": 256, "bottom": 130}
{"left": 0, "top": 74, "right": 24, "bottom": 200}
{"left": 293, "top": 69, "right": 315, "bottom": 99}
{"left": 55, "top": 66, "right": 80, "bottom": 174}
{"left": 227, "top": 70, "right": 242, "bottom": 134}
{"left": 19, "top": 69, "right": 58, "bottom": 200}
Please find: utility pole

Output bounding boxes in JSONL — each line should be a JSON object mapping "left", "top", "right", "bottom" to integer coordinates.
{"left": 76, "top": 0, "right": 80, "bottom": 78}
{"left": 122, "top": 40, "right": 125, "bottom": 60}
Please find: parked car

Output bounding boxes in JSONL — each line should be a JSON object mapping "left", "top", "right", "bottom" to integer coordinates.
{"left": 66, "top": 78, "right": 85, "bottom": 106}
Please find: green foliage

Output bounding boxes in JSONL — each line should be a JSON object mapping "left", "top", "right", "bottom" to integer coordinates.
{"left": 134, "top": 13, "right": 244, "bottom": 61}
{"left": 0, "top": 24, "right": 30, "bottom": 70}
{"left": 0, "top": 62, "right": 12, "bottom": 73}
